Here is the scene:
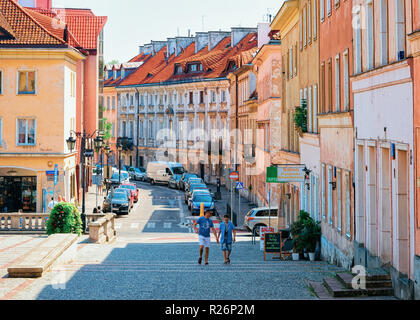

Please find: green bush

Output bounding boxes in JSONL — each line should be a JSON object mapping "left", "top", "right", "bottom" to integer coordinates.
{"left": 46, "top": 202, "right": 83, "bottom": 236}
{"left": 293, "top": 99, "right": 308, "bottom": 134}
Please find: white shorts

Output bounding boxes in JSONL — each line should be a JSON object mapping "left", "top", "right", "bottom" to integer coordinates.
{"left": 198, "top": 235, "right": 211, "bottom": 248}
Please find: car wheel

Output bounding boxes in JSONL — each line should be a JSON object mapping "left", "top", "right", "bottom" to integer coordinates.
{"left": 150, "top": 179, "right": 155, "bottom": 185}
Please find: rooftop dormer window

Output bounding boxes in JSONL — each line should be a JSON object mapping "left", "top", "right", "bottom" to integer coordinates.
{"left": 174, "top": 64, "right": 183, "bottom": 75}
{"left": 187, "top": 63, "right": 203, "bottom": 73}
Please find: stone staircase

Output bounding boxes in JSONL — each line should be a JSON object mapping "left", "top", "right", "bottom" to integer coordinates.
{"left": 309, "top": 268, "right": 395, "bottom": 299}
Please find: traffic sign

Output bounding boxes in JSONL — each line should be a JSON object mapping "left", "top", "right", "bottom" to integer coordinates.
{"left": 54, "top": 164, "right": 58, "bottom": 186}
{"left": 236, "top": 182, "right": 244, "bottom": 190}
{"left": 229, "top": 171, "right": 239, "bottom": 180}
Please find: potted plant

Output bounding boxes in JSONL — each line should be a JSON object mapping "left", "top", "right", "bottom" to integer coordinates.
{"left": 301, "top": 218, "right": 321, "bottom": 262}
{"left": 290, "top": 211, "right": 312, "bottom": 261}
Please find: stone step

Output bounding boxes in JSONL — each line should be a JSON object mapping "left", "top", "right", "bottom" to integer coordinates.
{"left": 352, "top": 268, "right": 391, "bottom": 281}
{"left": 336, "top": 272, "right": 393, "bottom": 289}
{"left": 308, "top": 281, "right": 332, "bottom": 299}
{"left": 7, "top": 234, "right": 78, "bottom": 278}
{"left": 323, "top": 277, "right": 394, "bottom": 298}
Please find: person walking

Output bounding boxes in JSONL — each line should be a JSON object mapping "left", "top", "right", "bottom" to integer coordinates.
{"left": 193, "top": 210, "right": 219, "bottom": 265}
{"left": 47, "top": 197, "right": 57, "bottom": 212}
{"left": 218, "top": 214, "right": 236, "bottom": 264}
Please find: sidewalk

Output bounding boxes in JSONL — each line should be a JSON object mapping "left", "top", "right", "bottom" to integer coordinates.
{"left": 207, "top": 184, "right": 255, "bottom": 228}
{"left": 80, "top": 185, "right": 104, "bottom": 214}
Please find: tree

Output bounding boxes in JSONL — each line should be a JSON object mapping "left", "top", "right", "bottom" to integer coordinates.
{"left": 102, "top": 118, "right": 112, "bottom": 142}
{"left": 107, "top": 59, "right": 119, "bottom": 65}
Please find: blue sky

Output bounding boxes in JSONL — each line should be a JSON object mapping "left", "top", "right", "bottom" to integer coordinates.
{"left": 53, "top": 0, "right": 284, "bottom": 63}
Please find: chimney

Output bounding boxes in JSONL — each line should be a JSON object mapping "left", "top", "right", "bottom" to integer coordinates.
{"left": 208, "top": 31, "right": 231, "bottom": 51}
{"left": 175, "top": 37, "right": 194, "bottom": 56}
{"left": 258, "top": 23, "right": 271, "bottom": 48}
{"left": 151, "top": 41, "right": 166, "bottom": 54}
{"left": 195, "top": 32, "right": 208, "bottom": 53}
{"left": 143, "top": 44, "right": 153, "bottom": 55}
{"left": 139, "top": 46, "right": 144, "bottom": 55}
{"left": 167, "top": 38, "right": 176, "bottom": 57}
{"left": 231, "top": 27, "right": 257, "bottom": 47}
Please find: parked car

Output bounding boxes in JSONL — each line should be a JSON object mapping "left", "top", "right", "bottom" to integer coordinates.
{"left": 147, "top": 161, "right": 186, "bottom": 185}
{"left": 184, "top": 177, "right": 203, "bottom": 192}
{"left": 119, "top": 183, "right": 139, "bottom": 203}
{"left": 190, "top": 192, "right": 215, "bottom": 215}
{"left": 110, "top": 171, "right": 130, "bottom": 185}
{"left": 188, "top": 189, "right": 211, "bottom": 210}
{"left": 185, "top": 183, "right": 208, "bottom": 203}
{"left": 168, "top": 174, "right": 181, "bottom": 189}
{"left": 128, "top": 167, "right": 147, "bottom": 181}
{"left": 114, "top": 188, "right": 134, "bottom": 209}
{"left": 244, "top": 207, "right": 279, "bottom": 235}
{"left": 102, "top": 192, "right": 130, "bottom": 215}
{"left": 179, "top": 173, "right": 198, "bottom": 190}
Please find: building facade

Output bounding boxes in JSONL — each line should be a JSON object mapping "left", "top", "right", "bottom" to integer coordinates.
{"left": 0, "top": 0, "right": 85, "bottom": 212}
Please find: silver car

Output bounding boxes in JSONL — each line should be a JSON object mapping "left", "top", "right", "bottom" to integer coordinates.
{"left": 244, "top": 207, "right": 279, "bottom": 235}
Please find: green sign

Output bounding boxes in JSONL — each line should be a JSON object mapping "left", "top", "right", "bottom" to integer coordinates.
{"left": 266, "top": 165, "right": 306, "bottom": 183}
{"left": 264, "top": 233, "right": 281, "bottom": 253}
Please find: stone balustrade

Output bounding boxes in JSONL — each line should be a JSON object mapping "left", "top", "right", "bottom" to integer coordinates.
{"left": 0, "top": 212, "right": 105, "bottom": 233}
{"left": 88, "top": 213, "right": 117, "bottom": 244}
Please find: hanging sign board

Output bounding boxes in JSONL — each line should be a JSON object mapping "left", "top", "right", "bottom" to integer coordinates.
{"left": 266, "top": 165, "right": 306, "bottom": 183}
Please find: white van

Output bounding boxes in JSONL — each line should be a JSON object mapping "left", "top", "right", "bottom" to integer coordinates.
{"left": 146, "top": 162, "right": 185, "bottom": 185}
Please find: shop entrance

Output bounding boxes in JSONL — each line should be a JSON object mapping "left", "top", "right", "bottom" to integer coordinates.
{"left": 0, "top": 176, "right": 37, "bottom": 213}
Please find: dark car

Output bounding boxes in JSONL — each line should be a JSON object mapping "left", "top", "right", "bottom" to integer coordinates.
{"left": 179, "top": 173, "right": 198, "bottom": 191}
{"left": 103, "top": 192, "right": 130, "bottom": 215}
{"left": 168, "top": 175, "right": 181, "bottom": 189}
{"left": 114, "top": 188, "right": 134, "bottom": 209}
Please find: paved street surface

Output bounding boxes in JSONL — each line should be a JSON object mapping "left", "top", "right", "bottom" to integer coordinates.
{"left": 1, "top": 182, "right": 348, "bottom": 300}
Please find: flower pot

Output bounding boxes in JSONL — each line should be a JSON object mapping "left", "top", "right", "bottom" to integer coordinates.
{"left": 292, "top": 253, "right": 300, "bottom": 261}
{"left": 309, "top": 253, "right": 315, "bottom": 261}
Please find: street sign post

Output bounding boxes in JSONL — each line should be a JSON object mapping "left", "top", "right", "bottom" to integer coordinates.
{"left": 236, "top": 182, "right": 244, "bottom": 221}
{"left": 53, "top": 164, "right": 58, "bottom": 203}
{"left": 229, "top": 171, "right": 239, "bottom": 222}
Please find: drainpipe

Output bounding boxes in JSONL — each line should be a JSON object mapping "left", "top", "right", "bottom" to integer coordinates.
{"left": 235, "top": 73, "right": 239, "bottom": 173}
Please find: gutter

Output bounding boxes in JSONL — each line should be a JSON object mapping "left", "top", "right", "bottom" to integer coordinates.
{"left": 117, "top": 77, "right": 229, "bottom": 89}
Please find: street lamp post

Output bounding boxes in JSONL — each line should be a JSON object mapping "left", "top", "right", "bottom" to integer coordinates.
{"left": 117, "top": 142, "right": 123, "bottom": 185}
{"left": 67, "top": 130, "right": 103, "bottom": 232}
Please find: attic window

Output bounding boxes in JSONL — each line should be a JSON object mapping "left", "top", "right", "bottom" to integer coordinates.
{"left": 174, "top": 65, "right": 183, "bottom": 75}
{"left": 188, "top": 63, "right": 203, "bottom": 73}
{"left": 227, "top": 62, "right": 237, "bottom": 72}
{"left": 147, "top": 73, "right": 153, "bottom": 78}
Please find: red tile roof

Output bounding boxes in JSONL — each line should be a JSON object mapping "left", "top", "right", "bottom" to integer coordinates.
{"left": 0, "top": 0, "right": 66, "bottom": 45}
{"left": 116, "top": 32, "right": 258, "bottom": 87}
{"left": 27, "top": 7, "right": 107, "bottom": 50}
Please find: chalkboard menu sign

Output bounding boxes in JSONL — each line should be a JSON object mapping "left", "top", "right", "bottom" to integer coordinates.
{"left": 264, "top": 233, "right": 282, "bottom": 260}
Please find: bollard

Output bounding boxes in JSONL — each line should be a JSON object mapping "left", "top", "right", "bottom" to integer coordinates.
{"left": 200, "top": 203, "right": 204, "bottom": 216}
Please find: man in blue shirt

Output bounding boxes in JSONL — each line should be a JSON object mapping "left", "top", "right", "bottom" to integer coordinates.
{"left": 218, "top": 214, "right": 236, "bottom": 264}
{"left": 193, "top": 211, "right": 219, "bottom": 265}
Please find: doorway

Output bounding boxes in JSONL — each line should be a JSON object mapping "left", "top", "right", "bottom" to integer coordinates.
{"left": 0, "top": 176, "right": 37, "bottom": 213}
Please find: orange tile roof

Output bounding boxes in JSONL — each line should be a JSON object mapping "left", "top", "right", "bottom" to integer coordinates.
{"left": 0, "top": 0, "right": 66, "bottom": 45}
{"left": 27, "top": 7, "right": 107, "bottom": 50}
{"left": 116, "top": 32, "right": 258, "bottom": 88}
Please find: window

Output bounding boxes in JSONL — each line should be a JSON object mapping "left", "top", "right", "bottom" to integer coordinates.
{"left": 18, "top": 71, "right": 36, "bottom": 94}
{"left": 320, "top": 62, "right": 325, "bottom": 113}
{"left": 300, "top": 12, "right": 303, "bottom": 49}
{"left": 308, "top": 86, "right": 313, "bottom": 132}
{"left": 335, "top": 0, "right": 339, "bottom": 7}
{"left": 335, "top": 54, "right": 340, "bottom": 111}
{"left": 175, "top": 65, "right": 183, "bottom": 74}
{"left": 129, "top": 121, "right": 134, "bottom": 138}
{"left": 327, "top": 0, "right": 331, "bottom": 16}
{"left": 313, "top": 84, "right": 318, "bottom": 132}
{"left": 337, "top": 169, "right": 342, "bottom": 232}
{"left": 354, "top": 7, "right": 362, "bottom": 74}
{"left": 139, "top": 120, "right": 143, "bottom": 138}
{"left": 320, "top": 0, "right": 325, "bottom": 21}
{"left": 395, "top": 0, "right": 405, "bottom": 59}
{"left": 380, "top": 0, "right": 388, "bottom": 66}
{"left": 343, "top": 50, "right": 349, "bottom": 110}
{"left": 17, "top": 118, "right": 36, "bottom": 145}
{"left": 327, "top": 59, "right": 332, "bottom": 112}
{"left": 366, "top": 0, "right": 374, "bottom": 70}
{"left": 294, "top": 44, "right": 298, "bottom": 75}
{"left": 221, "top": 90, "right": 226, "bottom": 102}
{"left": 149, "top": 121, "right": 154, "bottom": 139}
{"left": 328, "top": 165, "right": 333, "bottom": 225}
{"left": 70, "top": 72, "right": 76, "bottom": 98}
{"left": 313, "top": 0, "right": 317, "bottom": 38}
{"left": 345, "top": 171, "right": 351, "bottom": 237}
{"left": 0, "top": 118, "right": 2, "bottom": 146}
{"left": 107, "top": 97, "right": 110, "bottom": 110}
{"left": 0, "top": 70, "right": 3, "bottom": 94}
{"left": 112, "top": 96, "right": 116, "bottom": 110}
{"left": 211, "top": 90, "right": 216, "bottom": 103}
{"left": 289, "top": 47, "right": 293, "bottom": 78}
{"left": 189, "top": 92, "right": 194, "bottom": 104}
{"left": 308, "top": 1, "right": 312, "bottom": 42}
{"left": 322, "top": 164, "right": 326, "bottom": 220}
{"left": 304, "top": 6, "right": 307, "bottom": 46}
{"left": 121, "top": 121, "right": 126, "bottom": 137}
{"left": 199, "top": 91, "right": 204, "bottom": 104}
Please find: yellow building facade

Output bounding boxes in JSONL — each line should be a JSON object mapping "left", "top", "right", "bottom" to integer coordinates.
{"left": 0, "top": 48, "right": 85, "bottom": 213}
